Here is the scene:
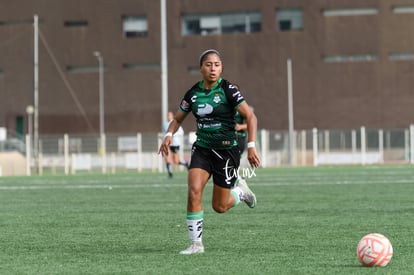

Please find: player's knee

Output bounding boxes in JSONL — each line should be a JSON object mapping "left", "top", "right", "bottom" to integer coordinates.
{"left": 212, "top": 202, "right": 229, "bottom": 213}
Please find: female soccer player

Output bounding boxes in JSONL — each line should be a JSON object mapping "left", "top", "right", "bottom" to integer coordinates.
{"left": 159, "top": 49, "right": 260, "bottom": 254}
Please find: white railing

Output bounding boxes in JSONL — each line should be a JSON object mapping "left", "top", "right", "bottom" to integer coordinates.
{"left": 4, "top": 124, "right": 414, "bottom": 175}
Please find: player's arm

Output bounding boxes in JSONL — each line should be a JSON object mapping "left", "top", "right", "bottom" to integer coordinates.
{"left": 159, "top": 110, "right": 188, "bottom": 156}
{"left": 166, "top": 110, "right": 187, "bottom": 135}
{"left": 236, "top": 102, "right": 260, "bottom": 168}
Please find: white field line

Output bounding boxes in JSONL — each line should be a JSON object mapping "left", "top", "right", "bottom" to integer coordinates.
{"left": 0, "top": 184, "right": 178, "bottom": 190}
{"left": 0, "top": 175, "right": 413, "bottom": 190}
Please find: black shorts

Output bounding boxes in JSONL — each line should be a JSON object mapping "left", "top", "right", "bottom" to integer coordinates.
{"left": 169, "top": 145, "right": 180, "bottom": 154}
{"left": 189, "top": 144, "right": 241, "bottom": 189}
{"left": 237, "top": 136, "right": 246, "bottom": 155}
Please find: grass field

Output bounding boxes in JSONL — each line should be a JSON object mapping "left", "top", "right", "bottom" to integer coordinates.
{"left": 0, "top": 165, "right": 413, "bottom": 274}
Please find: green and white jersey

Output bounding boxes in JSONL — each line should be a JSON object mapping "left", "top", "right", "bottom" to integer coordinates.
{"left": 180, "top": 78, "right": 245, "bottom": 149}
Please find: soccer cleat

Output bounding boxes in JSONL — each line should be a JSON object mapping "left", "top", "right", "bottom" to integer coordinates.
{"left": 179, "top": 242, "right": 205, "bottom": 255}
{"left": 237, "top": 178, "right": 257, "bottom": 208}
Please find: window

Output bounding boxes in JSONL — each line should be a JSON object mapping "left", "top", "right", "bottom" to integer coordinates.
{"left": 200, "top": 16, "right": 221, "bottom": 35}
{"left": 388, "top": 52, "right": 414, "bottom": 61}
{"left": 182, "top": 12, "right": 261, "bottom": 36}
{"left": 323, "top": 54, "right": 378, "bottom": 63}
{"left": 122, "top": 63, "right": 160, "bottom": 71}
{"left": 122, "top": 15, "right": 148, "bottom": 38}
{"left": 66, "top": 66, "right": 102, "bottom": 73}
{"left": 322, "top": 8, "right": 378, "bottom": 17}
{"left": 0, "top": 19, "right": 34, "bottom": 26}
{"left": 64, "top": 20, "right": 88, "bottom": 27}
{"left": 277, "top": 8, "right": 303, "bottom": 31}
{"left": 392, "top": 6, "right": 414, "bottom": 14}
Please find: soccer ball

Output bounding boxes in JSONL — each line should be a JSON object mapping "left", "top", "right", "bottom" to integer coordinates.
{"left": 357, "top": 233, "right": 393, "bottom": 267}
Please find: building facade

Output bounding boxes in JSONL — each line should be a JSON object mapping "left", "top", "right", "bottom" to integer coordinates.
{"left": 1, "top": 0, "right": 414, "bottom": 138}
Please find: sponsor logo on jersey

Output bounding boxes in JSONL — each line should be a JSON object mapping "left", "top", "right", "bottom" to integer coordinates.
{"left": 196, "top": 103, "right": 213, "bottom": 116}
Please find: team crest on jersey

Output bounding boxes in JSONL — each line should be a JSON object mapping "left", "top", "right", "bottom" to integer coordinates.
{"left": 213, "top": 94, "right": 221, "bottom": 103}
{"left": 196, "top": 103, "right": 213, "bottom": 116}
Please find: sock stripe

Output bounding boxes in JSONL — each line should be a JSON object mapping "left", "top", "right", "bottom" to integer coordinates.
{"left": 186, "top": 211, "right": 204, "bottom": 220}
{"left": 231, "top": 189, "right": 240, "bottom": 207}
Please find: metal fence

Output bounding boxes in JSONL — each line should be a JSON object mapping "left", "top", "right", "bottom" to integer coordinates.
{"left": 1, "top": 125, "right": 414, "bottom": 176}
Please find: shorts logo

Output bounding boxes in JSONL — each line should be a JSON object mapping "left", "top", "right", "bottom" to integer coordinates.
{"left": 224, "top": 159, "right": 257, "bottom": 184}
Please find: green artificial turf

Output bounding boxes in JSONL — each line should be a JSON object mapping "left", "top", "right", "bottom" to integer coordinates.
{"left": 0, "top": 165, "right": 413, "bottom": 274}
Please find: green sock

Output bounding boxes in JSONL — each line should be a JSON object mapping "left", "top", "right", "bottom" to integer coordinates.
{"left": 231, "top": 189, "right": 241, "bottom": 207}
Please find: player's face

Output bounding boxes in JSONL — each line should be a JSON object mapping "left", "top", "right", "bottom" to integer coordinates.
{"left": 199, "top": 53, "right": 222, "bottom": 85}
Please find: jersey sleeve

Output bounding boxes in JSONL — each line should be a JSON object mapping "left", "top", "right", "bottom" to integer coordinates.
{"left": 179, "top": 83, "right": 198, "bottom": 113}
{"left": 179, "top": 98, "right": 191, "bottom": 113}
{"left": 224, "top": 80, "right": 245, "bottom": 109}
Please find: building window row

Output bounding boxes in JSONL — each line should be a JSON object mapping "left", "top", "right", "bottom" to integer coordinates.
{"left": 322, "top": 5, "right": 414, "bottom": 16}
{"left": 65, "top": 63, "right": 160, "bottom": 74}
{"left": 182, "top": 5, "right": 414, "bottom": 36}
{"left": 64, "top": 52, "right": 414, "bottom": 74}
{"left": 5, "top": 5, "right": 414, "bottom": 41}
{"left": 65, "top": 16, "right": 148, "bottom": 38}
{"left": 182, "top": 12, "right": 261, "bottom": 36}
{"left": 2, "top": 4, "right": 414, "bottom": 38}
{"left": 323, "top": 52, "right": 414, "bottom": 63}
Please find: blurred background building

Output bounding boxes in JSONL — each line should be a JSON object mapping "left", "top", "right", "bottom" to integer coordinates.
{"left": 1, "top": 0, "right": 414, "bottom": 138}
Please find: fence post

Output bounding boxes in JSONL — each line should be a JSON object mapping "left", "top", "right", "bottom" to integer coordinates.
{"left": 301, "top": 130, "right": 306, "bottom": 166}
{"left": 64, "top": 134, "right": 69, "bottom": 175}
{"left": 410, "top": 125, "right": 414, "bottom": 164}
{"left": 71, "top": 153, "right": 75, "bottom": 174}
{"left": 312, "top": 128, "right": 318, "bottom": 166}
{"left": 378, "top": 129, "right": 384, "bottom": 163}
{"left": 260, "top": 129, "right": 269, "bottom": 168}
{"left": 324, "top": 130, "right": 330, "bottom": 153}
{"left": 137, "top": 132, "right": 142, "bottom": 172}
{"left": 351, "top": 130, "right": 357, "bottom": 163}
{"left": 101, "top": 133, "right": 107, "bottom": 174}
{"left": 361, "top": 126, "right": 366, "bottom": 165}
{"left": 25, "top": 134, "right": 31, "bottom": 176}
{"left": 404, "top": 129, "right": 409, "bottom": 162}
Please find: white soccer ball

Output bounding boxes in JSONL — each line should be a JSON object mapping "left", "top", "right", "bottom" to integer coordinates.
{"left": 357, "top": 233, "right": 393, "bottom": 267}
